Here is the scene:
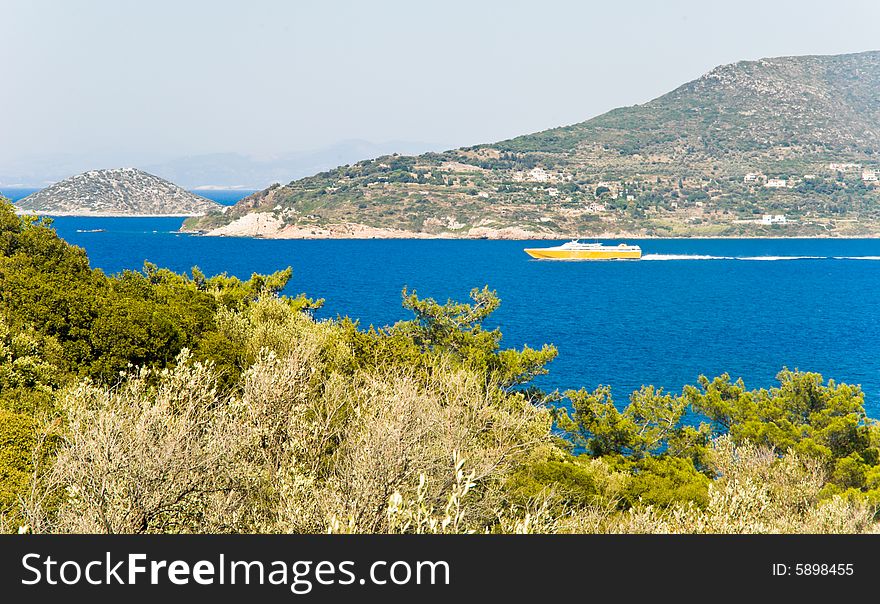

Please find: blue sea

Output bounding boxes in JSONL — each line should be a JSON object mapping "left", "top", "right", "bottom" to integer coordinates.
{"left": 4, "top": 188, "right": 880, "bottom": 415}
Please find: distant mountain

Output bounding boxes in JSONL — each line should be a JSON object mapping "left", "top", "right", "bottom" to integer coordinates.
{"left": 0, "top": 141, "right": 447, "bottom": 190}
{"left": 187, "top": 50, "right": 880, "bottom": 239}
{"left": 0, "top": 152, "right": 170, "bottom": 189}
{"left": 16, "top": 168, "right": 222, "bottom": 216}
{"left": 142, "top": 140, "right": 448, "bottom": 189}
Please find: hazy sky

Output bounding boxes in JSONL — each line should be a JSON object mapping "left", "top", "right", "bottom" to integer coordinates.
{"left": 3, "top": 0, "right": 880, "bottom": 166}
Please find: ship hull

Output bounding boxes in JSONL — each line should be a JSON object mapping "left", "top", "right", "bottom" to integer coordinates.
{"left": 524, "top": 248, "right": 642, "bottom": 260}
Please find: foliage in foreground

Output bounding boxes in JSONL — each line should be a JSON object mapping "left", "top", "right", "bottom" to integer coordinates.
{"left": 0, "top": 198, "right": 878, "bottom": 534}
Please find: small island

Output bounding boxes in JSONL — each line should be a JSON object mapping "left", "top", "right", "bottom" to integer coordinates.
{"left": 15, "top": 167, "right": 223, "bottom": 217}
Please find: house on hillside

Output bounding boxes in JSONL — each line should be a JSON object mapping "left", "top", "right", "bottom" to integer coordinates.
{"left": 512, "top": 167, "right": 552, "bottom": 183}
{"left": 757, "top": 214, "right": 787, "bottom": 225}
{"left": 764, "top": 178, "right": 788, "bottom": 188}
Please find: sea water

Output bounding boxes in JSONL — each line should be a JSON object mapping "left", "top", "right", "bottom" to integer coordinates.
{"left": 30, "top": 216, "right": 880, "bottom": 416}
{"left": 5, "top": 187, "right": 880, "bottom": 414}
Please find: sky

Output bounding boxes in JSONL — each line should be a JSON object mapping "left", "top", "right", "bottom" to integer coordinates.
{"left": 3, "top": 0, "right": 880, "bottom": 171}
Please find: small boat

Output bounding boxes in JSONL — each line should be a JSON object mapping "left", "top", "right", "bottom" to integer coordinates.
{"left": 524, "top": 240, "right": 642, "bottom": 260}
{"left": 75, "top": 228, "right": 106, "bottom": 233}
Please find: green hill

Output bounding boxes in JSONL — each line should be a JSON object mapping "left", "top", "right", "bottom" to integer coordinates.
{"left": 187, "top": 50, "right": 880, "bottom": 238}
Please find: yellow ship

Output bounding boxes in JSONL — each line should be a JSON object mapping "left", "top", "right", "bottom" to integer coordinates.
{"left": 524, "top": 240, "right": 642, "bottom": 260}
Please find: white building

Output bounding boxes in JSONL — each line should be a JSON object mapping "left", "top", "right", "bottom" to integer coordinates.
{"left": 758, "top": 214, "right": 787, "bottom": 225}
{"left": 862, "top": 170, "right": 878, "bottom": 182}
{"left": 512, "top": 167, "right": 553, "bottom": 183}
{"left": 744, "top": 172, "right": 763, "bottom": 183}
{"left": 764, "top": 178, "right": 788, "bottom": 188}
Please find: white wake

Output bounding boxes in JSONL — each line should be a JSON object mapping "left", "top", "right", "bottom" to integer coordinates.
{"left": 641, "top": 254, "right": 880, "bottom": 261}
{"left": 641, "top": 254, "right": 731, "bottom": 261}
{"left": 737, "top": 255, "right": 824, "bottom": 261}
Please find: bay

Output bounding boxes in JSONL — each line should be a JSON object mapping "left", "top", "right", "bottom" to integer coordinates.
{"left": 38, "top": 215, "right": 880, "bottom": 416}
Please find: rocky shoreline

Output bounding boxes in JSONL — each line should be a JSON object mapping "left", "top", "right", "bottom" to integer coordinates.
{"left": 181, "top": 216, "right": 880, "bottom": 240}
{"left": 185, "top": 211, "right": 564, "bottom": 240}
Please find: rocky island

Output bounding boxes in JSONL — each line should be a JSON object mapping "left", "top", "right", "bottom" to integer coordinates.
{"left": 16, "top": 168, "right": 223, "bottom": 216}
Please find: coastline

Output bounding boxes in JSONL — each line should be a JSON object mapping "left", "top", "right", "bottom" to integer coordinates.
{"left": 16, "top": 211, "right": 209, "bottom": 218}
{"left": 180, "top": 229, "right": 880, "bottom": 241}
{"left": 15, "top": 210, "right": 880, "bottom": 239}
{"left": 180, "top": 212, "right": 880, "bottom": 240}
